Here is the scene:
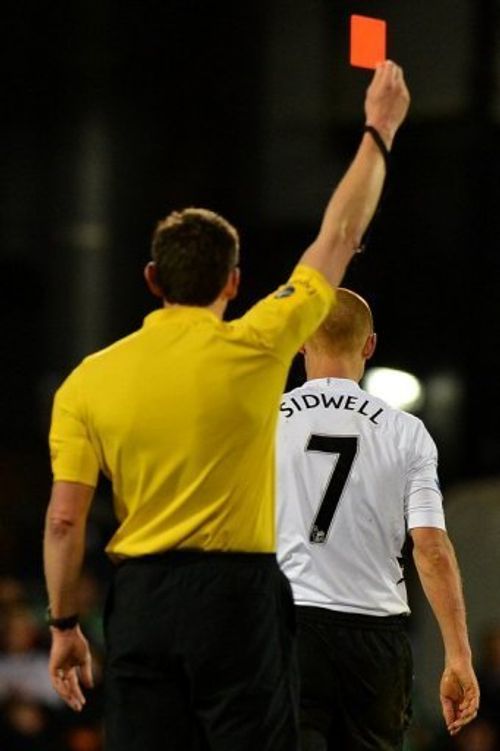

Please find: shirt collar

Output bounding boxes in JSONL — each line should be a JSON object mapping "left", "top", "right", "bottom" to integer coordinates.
{"left": 143, "top": 306, "right": 220, "bottom": 328}
{"left": 304, "top": 377, "right": 362, "bottom": 394}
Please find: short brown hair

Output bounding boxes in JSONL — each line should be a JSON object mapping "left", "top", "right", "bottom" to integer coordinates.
{"left": 309, "top": 288, "right": 373, "bottom": 356}
{"left": 151, "top": 208, "right": 240, "bottom": 305}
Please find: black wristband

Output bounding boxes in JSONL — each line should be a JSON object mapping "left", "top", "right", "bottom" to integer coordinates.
{"left": 364, "top": 125, "right": 390, "bottom": 170}
{"left": 46, "top": 608, "right": 79, "bottom": 631}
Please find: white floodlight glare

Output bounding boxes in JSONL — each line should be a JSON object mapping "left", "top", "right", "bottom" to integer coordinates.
{"left": 363, "top": 367, "right": 424, "bottom": 412}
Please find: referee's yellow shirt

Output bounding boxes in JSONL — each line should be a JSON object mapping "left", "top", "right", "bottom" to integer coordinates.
{"left": 50, "top": 264, "right": 334, "bottom": 557}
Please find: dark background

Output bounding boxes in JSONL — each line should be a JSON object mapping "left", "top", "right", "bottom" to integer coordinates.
{"left": 2, "top": 0, "right": 500, "bottom": 560}
{"left": 1, "top": 0, "right": 500, "bottom": 569}
{"left": 1, "top": 2, "right": 500, "bottom": 748}
{"left": 3, "top": 0, "right": 500, "bottom": 466}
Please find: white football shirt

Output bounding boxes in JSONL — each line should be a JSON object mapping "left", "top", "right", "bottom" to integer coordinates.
{"left": 276, "top": 377, "right": 445, "bottom": 616}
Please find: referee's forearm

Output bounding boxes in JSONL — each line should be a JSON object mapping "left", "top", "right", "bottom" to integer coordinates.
{"left": 317, "top": 134, "right": 386, "bottom": 246}
{"left": 299, "top": 137, "right": 386, "bottom": 288}
{"left": 43, "top": 481, "right": 95, "bottom": 617}
{"left": 43, "top": 511, "right": 87, "bottom": 619}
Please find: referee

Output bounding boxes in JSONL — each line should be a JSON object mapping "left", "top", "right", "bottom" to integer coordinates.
{"left": 43, "top": 62, "right": 410, "bottom": 751}
{"left": 276, "top": 289, "right": 480, "bottom": 750}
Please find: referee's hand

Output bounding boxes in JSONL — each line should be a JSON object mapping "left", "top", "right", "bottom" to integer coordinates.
{"left": 49, "top": 625, "right": 94, "bottom": 712}
{"left": 364, "top": 61, "right": 410, "bottom": 150}
{"left": 440, "top": 660, "right": 480, "bottom": 735}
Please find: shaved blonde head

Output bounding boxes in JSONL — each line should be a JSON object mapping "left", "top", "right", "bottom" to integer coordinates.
{"left": 308, "top": 288, "right": 373, "bottom": 357}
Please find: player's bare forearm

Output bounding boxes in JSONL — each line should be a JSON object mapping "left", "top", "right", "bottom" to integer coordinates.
{"left": 411, "top": 529, "right": 471, "bottom": 661}
{"left": 411, "top": 527, "right": 479, "bottom": 734}
{"left": 300, "top": 61, "right": 410, "bottom": 288}
{"left": 44, "top": 481, "right": 95, "bottom": 617}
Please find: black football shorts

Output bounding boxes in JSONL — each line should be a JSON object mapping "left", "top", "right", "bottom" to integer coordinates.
{"left": 296, "top": 606, "right": 413, "bottom": 751}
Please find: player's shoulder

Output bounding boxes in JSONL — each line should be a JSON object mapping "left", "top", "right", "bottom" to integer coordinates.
{"left": 382, "top": 403, "right": 436, "bottom": 456}
{"left": 350, "top": 386, "right": 422, "bottom": 436}
{"left": 356, "top": 391, "right": 436, "bottom": 459}
{"left": 369, "top": 394, "right": 427, "bottom": 434}
{"left": 391, "top": 404, "right": 424, "bottom": 429}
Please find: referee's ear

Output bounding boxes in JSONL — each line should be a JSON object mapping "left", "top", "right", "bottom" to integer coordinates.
{"left": 221, "top": 267, "right": 241, "bottom": 301}
{"left": 144, "top": 262, "right": 164, "bottom": 299}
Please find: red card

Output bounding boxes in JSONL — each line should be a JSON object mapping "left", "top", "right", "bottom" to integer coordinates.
{"left": 350, "top": 15, "right": 387, "bottom": 70}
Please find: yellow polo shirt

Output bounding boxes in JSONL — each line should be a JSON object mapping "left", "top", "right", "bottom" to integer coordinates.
{"left": 50, "top": 264, "right": 334, "bottom": 557}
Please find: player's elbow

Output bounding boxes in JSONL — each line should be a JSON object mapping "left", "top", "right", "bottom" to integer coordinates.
{"left": 413, "top": 538, "right": 452, "bottom": 573}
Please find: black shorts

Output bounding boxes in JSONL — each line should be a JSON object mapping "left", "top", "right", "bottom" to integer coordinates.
{"left": 103, "top": 551, "right": 299, "bottom": 751}
{"left": 296, "top": 606, "right": 413, "bottom": 751}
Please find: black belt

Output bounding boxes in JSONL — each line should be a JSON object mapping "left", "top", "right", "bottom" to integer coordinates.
{"left": 118, "top": 549, "right": 278, "bottom": 569}
{"left": 296, "top": 604, "right": 409, "bottom": 630}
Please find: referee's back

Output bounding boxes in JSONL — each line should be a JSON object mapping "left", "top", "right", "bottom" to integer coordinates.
{"left": 50, "top": 265, "right": 333, "bottom": 558}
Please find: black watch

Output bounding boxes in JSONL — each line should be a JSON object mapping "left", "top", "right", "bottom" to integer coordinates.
{"left": 46, "top": 607, "right": 79, "bottom": 631}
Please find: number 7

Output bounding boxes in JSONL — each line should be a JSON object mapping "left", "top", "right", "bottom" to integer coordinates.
{"left": 306, "top": 435, "right": 359, "bottom": 544}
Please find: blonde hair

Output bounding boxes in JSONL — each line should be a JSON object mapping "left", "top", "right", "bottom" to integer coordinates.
{"left": 309, "top": 288, "right": 373, "bottom": 356}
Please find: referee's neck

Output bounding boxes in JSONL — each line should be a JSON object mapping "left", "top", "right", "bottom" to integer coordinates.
{"left": 162, "top": 298, "right": 228, "bottom": 320}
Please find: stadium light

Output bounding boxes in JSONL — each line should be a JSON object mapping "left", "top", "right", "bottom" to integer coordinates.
{"left": 363, "top": 367, "right": 424, "bottom": 412}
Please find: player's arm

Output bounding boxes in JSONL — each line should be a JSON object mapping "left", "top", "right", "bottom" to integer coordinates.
{"left": 44, "top": 480, "right": 95, "bottom": 711}
{"left": 299, "top": 61, "right": 410, "bottom": 287}
{"left": 411, "top": 527, "right": 479, "bottom": 735}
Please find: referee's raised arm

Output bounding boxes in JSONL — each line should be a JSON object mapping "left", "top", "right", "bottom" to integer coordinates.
{"left": 300, "top": 60, "right": 410, "bottom": 288}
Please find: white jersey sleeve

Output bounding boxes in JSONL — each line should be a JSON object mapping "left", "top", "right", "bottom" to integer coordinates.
{"left": 404, "top": 418, "right": 445, "bottom": 531}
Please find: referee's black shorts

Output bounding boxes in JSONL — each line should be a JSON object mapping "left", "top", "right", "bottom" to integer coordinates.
{"left": 296, "top": 606, "right": 413, "bottom": 751}
{"left": 103, "top": 551, "right": 299, "bottom": 751}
